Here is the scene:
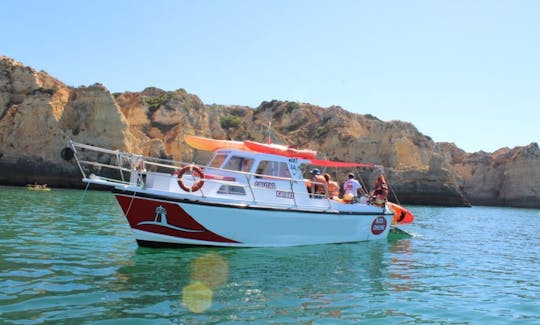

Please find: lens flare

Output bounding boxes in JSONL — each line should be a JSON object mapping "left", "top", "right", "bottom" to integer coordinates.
{"left": 182, "top": 281, "right": 212, "bottom": 313}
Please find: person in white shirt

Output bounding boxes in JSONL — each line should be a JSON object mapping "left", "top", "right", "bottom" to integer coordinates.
{"left": 343, "top": 172, "right": 362, "bottom": 200}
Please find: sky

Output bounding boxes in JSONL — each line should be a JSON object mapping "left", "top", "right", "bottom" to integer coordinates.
{"left": 2, "top": 0, "right": 538, "bottom": 153}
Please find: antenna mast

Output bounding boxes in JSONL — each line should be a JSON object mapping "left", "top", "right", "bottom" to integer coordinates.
{"left": 266, "top": 120, "right": 272, "bottom": 144}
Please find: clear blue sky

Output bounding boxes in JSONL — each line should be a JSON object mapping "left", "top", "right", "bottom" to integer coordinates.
{"left": 2, "top": 0, "right": 538, "bottom": 152}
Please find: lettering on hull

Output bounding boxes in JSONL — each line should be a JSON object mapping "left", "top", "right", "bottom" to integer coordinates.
{"left": 371, "top": 216, "right": 387, "bottom": 235}
{"left": 253, "top": 181, "right": 276, "bottom": 189}
{"left": 276, "top": 190, "right": 294, "bottom": 199}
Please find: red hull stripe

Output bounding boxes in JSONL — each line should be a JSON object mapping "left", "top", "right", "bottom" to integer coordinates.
{"left": 115, "top": 194, "right": 239, "bottom": 243}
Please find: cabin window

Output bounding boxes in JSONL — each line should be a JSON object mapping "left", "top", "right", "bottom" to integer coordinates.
{"left": 217, "top": 185, "right": 246, "bottom": 195}
{"left": 209, "top": 153, "right": 227, "bottom": 168}
{"left": 255, "top": 161, "right": 291, "bottom": 178}
{"left": 223, "top": 156, "right": 254, "bottom": 172}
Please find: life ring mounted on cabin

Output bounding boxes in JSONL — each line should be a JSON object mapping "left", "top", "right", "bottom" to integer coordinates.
{"left": 177, "top": 164, "right": 205, "bottom": 192}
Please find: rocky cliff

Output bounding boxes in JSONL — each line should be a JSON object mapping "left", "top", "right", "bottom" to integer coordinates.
{"left": 437, "top": 142, "right": 539, "bottom": 208}
{"left": 0, "top": 56, "right": 134, "bottom": 187}
{"left": 1, "top": 56, "right": 538, "bottom": 208}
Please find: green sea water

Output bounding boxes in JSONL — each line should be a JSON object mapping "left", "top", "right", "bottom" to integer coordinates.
{"left": 1, "top": 185, "right": 539, "bottom": 324}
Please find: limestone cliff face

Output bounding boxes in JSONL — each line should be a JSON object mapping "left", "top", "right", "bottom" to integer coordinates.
{"left": 0, "top": 56, "right": 133, "bottom": 186}
{"left": 438, "top": 142, "right": 540, "bottom": 208}
{"left": 114, "top": 87, "right": 213, "bottom": 161}
{"left": 1, "top": 55, "right": 538, "bottom": 208}
{"left": 110, "top": 95, "right": 467, "bottom": 205}
{"left": 245, "top": 102, "right": 468, "bottom": 206}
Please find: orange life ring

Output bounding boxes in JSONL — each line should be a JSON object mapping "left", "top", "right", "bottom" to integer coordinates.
{"left": 177, "top": 164, "right": 205, "bottom": 192}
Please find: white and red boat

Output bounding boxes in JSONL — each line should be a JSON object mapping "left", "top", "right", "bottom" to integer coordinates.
{"left": 67, "top": 136, "right": 412, "bottom": 247}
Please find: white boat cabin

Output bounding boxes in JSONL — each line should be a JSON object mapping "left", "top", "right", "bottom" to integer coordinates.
{"left": 208, "top": 148, "right": 309, "bottom": 193}
{"left": 127, "top": 148, "right": 383, "bottom": 213}
{"left": 176, "top": 149, "right": 317, "bottom": 207}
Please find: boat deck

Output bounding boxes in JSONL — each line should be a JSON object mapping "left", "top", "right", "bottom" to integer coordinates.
{"left": 69, "top": 141, "right": 391, "bottom": 215}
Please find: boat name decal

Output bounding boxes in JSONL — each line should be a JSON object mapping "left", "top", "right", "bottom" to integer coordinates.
{"left": 254, "top": 181, "right": 276, "bottom": 189}
{"left": 371, "top": 216, "right": 387, "bottom": 235}
{"left": 288, "top": 158, "right": 299, "bottom": 176}
{"left": 276, "top": 190, "right": 294, "bottom": 199}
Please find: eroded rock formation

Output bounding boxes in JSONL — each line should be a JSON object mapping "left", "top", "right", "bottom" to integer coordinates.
{"left": 438, "top": 142, "right": 540, "bottom": 208}
{"left": 0, "top": 56, "right": 134, "bottom": 186}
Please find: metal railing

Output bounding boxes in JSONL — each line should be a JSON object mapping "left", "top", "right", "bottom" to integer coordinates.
{"left": 68, "top": 140, "right": 336, "bottom": 210}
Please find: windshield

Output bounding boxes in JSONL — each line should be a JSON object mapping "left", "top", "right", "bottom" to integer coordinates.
{"left": 209, "top": 153, "right": 227, "bottom": 168}
{"left": 255, "top": 160, "right": 291, "bottom": 178}
{"left": 223, "top": 156, "right": 254, "bottom": 172}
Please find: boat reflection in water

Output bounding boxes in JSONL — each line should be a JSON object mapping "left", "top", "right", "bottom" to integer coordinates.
{"left": 112, "top": 239, "right": 402, "bottom": 319}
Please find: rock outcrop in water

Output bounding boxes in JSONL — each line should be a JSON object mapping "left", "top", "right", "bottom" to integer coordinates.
{"left": 0, "top": 55, "right": 538, "bottom": 208}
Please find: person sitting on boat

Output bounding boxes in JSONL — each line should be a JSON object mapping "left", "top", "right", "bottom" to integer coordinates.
{"left": 370, "top": 174, "right": 389, "bottom": 206}
{"left": 131, "top": 157, "right": 146, "bottom": 172}
{"left": 343, "top": 172, "right": 362, "bottom": 202}
{"left": 323, "top": 173, "right": 340, "bottom": 200}
{"left": 241, "top": 158, "right": 254, "bottom": 172}
{"left": 309, "top": 168, "right": 327, "bottom": 198}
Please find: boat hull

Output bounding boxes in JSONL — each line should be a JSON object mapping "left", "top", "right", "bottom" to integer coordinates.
{"left": 114, "top": 191, "right": 392, "bottom": 247}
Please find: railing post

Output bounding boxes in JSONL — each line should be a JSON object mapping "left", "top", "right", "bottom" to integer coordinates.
{"left": 128, "top": 154, "right": 141, "bottom": 185}
{"left": 117, "top": 152, "right": 125, "bottom": 182}
{"left": 324, "top": 182, "right": 332, "bottom": 209}
{"left": 245, "top": 173, "right": 256, "bottom": 204}
{"left": 69, "top": 140, "right": 86, "bottom": 179}
{"left": 290, "top": 179, "right": 298, "bottom": 208}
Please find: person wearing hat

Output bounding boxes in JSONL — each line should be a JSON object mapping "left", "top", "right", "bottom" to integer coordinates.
{"left": 343, "top": 172, "right": 362, "bottom": 202}
{"left": 309, "top": 168, "right": 327, "bottom": 198}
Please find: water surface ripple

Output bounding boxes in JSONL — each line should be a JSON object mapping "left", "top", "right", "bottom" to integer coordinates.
{"left": 1, "top": 186, "right": 539, "bottom": 324}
